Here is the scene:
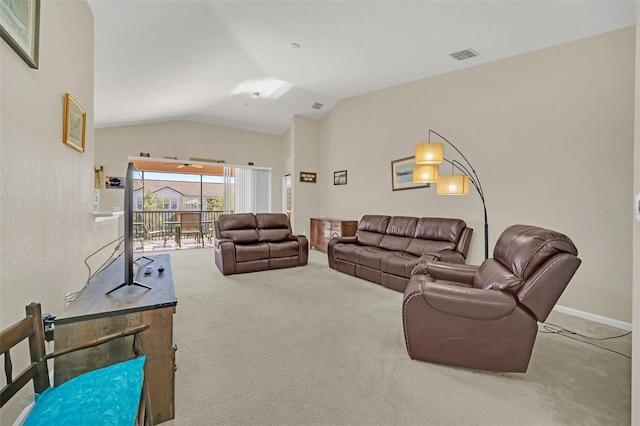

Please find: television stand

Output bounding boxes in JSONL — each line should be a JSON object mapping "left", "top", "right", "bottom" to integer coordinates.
{"left": 105, "top": 256, "right": 155, "bottom": 295}
{"left": 105, "top": 280, "right": 152, "bottom": 295}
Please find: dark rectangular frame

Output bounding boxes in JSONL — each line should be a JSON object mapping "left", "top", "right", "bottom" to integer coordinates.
{"left": 391, "top": 156, "right": 430, "bottom": 191}
{"left": 0, "top": 0, "right": 40, "bottom": 68}
{"left": 300, "top": 171, "right": 317, "bottom": 183}
{"left": 334, "top": 170, "right": 347, "bottom": 185}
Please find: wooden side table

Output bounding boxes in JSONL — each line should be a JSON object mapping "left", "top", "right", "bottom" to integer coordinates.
{"left": 310, "top": 218, "right": 358, "bottom": 253}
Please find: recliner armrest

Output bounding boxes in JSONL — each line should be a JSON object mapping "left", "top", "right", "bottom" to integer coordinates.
{"left": 331, "top": 235, "right": 358, "bottom": 244}
{"left": 421, "top": 260, "right": 478, "bottom": 284}
{"left": 420, "top": 278, "right": 516, "bottom": 320}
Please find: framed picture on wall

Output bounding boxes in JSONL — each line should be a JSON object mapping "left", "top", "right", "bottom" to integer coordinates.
{"left": 334, "top": 170, "right": 347, "bottom": 185}
{"left": 0, "top": 0, "right": 40, "bottom": 68}
{"left": 300, "top": 171, "right": 317, "bottom": 183}
{"left": 391, "top": 156, "right": 430, "bottom": 191}
{"left": 63, "top": 93, "right": 87, "bottom": 152}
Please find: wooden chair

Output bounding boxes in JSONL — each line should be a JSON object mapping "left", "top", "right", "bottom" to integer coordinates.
{"left": 178, "top": 212, "right": 203, "bottom": 247}
{"left": 1, "top": 303, "right": 153, "bottom": 425}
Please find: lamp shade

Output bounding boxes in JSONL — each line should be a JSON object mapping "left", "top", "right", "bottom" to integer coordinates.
{"left": 412, "top": 164, "right": 439, "bottom": 183}
{"left": 437, "top": 174, "right": 470, "bottom": 195}
{"left": 415, "top": 142, "right": 444, "bottom": 164}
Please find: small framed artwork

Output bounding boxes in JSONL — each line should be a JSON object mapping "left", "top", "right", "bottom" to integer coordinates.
{"left": 63, "top": 93, "right": 86, "bottom": 152}
{"left": 0, "top": 0, "right": 40, "bottom": 68}
{"left": 105, "top": 176, "right": 124, "bottom": 189}
{"left": 334, "top": 170, "right": 347, "bottom": 185}
{"left": 391, "top": 156, "right": 430, "bottom": 191}
{"left": 300, "top": 171, "right": 317, "bottom": 183}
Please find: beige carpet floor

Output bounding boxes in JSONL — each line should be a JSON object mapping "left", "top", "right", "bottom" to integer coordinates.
{"left": 160, "top": 248, "right": 631, "bottom": 426}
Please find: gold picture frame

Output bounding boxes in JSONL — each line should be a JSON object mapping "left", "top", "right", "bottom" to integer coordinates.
{"left": 391, "top": 156, "right": 430, "bottom": 191}
{"left": 0, "top": 0, "right": 40, "bottom": 68}
{"left": 63, "top": 93, "right": 86, "bottom": 152}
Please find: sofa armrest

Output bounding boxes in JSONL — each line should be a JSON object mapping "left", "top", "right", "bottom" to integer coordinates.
{"left": 214, "top": 239, "right": 236, "bottom": 275}
{"left": 331, "top": 235, "right": 358, "bottom": 244}
{"left": 420, "top": 278, "right": 516, "bottom": 320}
{"left": 417, "top": 260, "right": 478, "bottom": 284}
{"left": 293, "top": 234, "right": 309, "bottom": 265}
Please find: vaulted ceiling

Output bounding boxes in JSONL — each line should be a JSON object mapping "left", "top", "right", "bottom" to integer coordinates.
{"left": 89, "top": 1, "right": 635, "bottom": 135}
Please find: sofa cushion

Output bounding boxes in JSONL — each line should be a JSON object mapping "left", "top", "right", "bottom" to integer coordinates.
{"left": 473, "top": 259, "right": 523, "bottom": 294}
{"left": 219, "top": 213, "right": 259, "bottom": 243}
{"left": 356, "top": 215, "right": 390, "bottom": 247}
{"left": 379, "top": 216, "right": 417, "bottom": 252}
{"left": 256, "top": 213, "right": 290, "bottom": 230}
{"left": 493, "top": 224, "right": 578, "bottom": 281}
{"left": 268, "top": 241, "right": 299, "bottom": 258}
{"left": 354, "top": 246, "right": 387, "bottom": 269}
{"left": 406, "top": 239, "right": 456, "bottom": 257}
{"left": 218, "top": 213, "right": 257, "bottom": 230}
{"left": 235, "top": 243, "right": 269, "bottom": 262}
{"left": 380, "top": 251, "right": 420, "bottom": 277}
{"left": 333, "top": 242, "right": 360, "bottom": 261}
{"left": 414, "top": 218, "right": 467, "bottom": 242}
{"left": 259, "top": 229, "right": 291, "bottom": 242}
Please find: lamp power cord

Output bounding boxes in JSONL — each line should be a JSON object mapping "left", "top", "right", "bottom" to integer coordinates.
{"left": 538, "top": 322, "right": 631, "bottom": 359}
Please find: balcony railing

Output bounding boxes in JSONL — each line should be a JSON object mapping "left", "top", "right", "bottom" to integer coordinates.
{"left": 133, "top": 210, "right": 231, "bottom": 246}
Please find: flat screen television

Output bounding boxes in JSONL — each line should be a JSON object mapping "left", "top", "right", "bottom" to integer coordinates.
{"left": 106, "top": 162, "right": 152, "bottom": 295}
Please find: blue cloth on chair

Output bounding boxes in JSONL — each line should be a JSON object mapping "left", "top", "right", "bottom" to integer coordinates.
{"left": 24, "top": 356, "right": 145, "bottom": 426}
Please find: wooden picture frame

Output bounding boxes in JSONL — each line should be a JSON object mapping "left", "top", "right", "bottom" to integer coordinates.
{"left": 334, "top": 170, "right": 347, "bottom": 185}
{"left": 300, "top": 171, "right": 317, "bottom": 183}
{"left": 0, "top": 0, "right": 40, "bottom": 68}
{"left": 391, "top": 156, "right": 429, "bottom": 191}
{"left": 63, "top": 93, "right": 86, "bottom": 152}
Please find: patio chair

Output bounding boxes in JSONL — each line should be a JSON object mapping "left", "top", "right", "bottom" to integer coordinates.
{"left": 178, "top": 212, "right": 203, "bottom": 247}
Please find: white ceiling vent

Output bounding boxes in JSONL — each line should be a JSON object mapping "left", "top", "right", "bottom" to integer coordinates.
{"left": 450, "top": 48, "right": 480, "bottom": 61}
{"left": 311, "top": 102, "right": 324, "bottom": 110}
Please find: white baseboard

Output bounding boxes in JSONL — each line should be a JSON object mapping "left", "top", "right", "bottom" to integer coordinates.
{"left": 553, "top": 305, "right": 632, "bottom": 331}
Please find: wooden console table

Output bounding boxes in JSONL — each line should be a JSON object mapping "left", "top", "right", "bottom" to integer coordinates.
{"left": 54, "top": 254, "right": 177, "bottom": 424}
{"left": 310, "top": 218, "right": 358, "bottom": 253}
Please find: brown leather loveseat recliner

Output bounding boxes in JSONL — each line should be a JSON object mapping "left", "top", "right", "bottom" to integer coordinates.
{"left": 214, "top": 213, "right": 308, "bottom": 275}
{"left": 402, "top": 224, "right": 581, "bottom": 373}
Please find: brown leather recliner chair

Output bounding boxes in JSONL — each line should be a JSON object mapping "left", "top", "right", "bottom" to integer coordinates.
{"left": 402, "top": 224, "right": 581, "bottom": 373}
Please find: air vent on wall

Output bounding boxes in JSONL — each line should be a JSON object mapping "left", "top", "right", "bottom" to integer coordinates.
{"left": 311, "top": 102, "right": 324, "bottom": 110}
{"left": 450, "top": 48, "right": 480, "bottom": 61}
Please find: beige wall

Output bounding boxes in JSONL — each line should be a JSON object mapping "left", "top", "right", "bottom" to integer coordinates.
{"left": 94, "top": 120, "right": 284, "bottom": 213}
{"left": 290, "top": 115, "right": 321, "bottom": 235}
{"left": 318, "top": 27, "right": 636, "bottom": 324}
{"left": 0, "top": 1, "right": 108, "bottom": 422}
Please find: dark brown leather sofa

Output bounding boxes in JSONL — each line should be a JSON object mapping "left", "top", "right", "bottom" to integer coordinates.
{"left": 328, "top": 215, "right": 473, "bottom": 292}
{"left": 214, "top": 213, "right": 308, "bottom": 275}
{"left": 402, "top": 224, "right": 581, "bottom": 372}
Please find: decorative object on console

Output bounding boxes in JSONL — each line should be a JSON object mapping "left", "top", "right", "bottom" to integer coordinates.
{"left": 300, "top": 171, "right": 317, "bottom": 183}
{"left": 391, "top": 156, "right": 429, "bottom": 191}
{"left": 413, "top": 129, "right": 488, "bottom": 258}
{"left": 63, "top": 93, "right": 86, "bottom": 152}
{"left": 334, "top": 170, "right": 347, "bottom": 185}
{"left": 0, "top": 0, "right": 39, "bottom": 68}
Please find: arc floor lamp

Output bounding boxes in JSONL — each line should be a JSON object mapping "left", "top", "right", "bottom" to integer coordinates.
{"left": 413, "top": 129, "right": 489, "bottom": 259}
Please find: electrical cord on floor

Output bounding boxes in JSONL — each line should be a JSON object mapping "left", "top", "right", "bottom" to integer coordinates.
{"left": 539, "top": 322, "right": 631, "bottom": 359}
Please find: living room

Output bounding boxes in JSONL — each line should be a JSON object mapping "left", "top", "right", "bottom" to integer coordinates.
{"left": 1, "top": 1, "right": 638, "bottom": 424}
